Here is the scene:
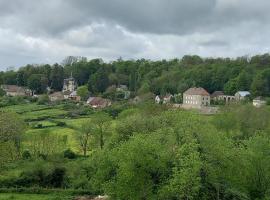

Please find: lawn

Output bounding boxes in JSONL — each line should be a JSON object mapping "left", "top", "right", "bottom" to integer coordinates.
{"left": 24, "top": 127, "right": 79, "bottom": 152}
{"left": 1, "top": 104, "right": 50, "bottom": 114}
{"left": 0, "top": 193, "right": 72, "bottom": 200}
{"left": 21, "top": 109, "right": 68, "bottom": 121}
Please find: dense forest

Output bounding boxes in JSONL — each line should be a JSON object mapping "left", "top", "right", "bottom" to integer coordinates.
{"left": 1, "top": 54, "right": 270, "bottom": 97}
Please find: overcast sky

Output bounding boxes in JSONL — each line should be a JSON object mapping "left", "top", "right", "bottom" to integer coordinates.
{"left": 0, "top": 0, "right": 270, "bottom": 70}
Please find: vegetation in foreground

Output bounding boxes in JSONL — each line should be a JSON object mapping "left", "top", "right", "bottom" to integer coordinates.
{"left": 0, "top": 193, "right": 71, "bottom": 200}
{"left": 1, "top": 100, "right": 270, "bottom": 200}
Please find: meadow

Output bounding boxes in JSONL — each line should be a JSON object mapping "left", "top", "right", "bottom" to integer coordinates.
{"left": 1, "top": 102, "right": 96, "bottom": 155}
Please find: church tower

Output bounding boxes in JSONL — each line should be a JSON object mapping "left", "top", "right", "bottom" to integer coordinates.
{"left": 62, "top": 73, "right": 77, "bottom": 92}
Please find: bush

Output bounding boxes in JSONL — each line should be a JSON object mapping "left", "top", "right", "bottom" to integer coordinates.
{"left": 37, "top": 95, "right": 49, "bottom": 105}
{"left": 36, "top": 124, "right": 43, "bottom": 129}
{"left": 63, "top": 149, "right": 76, "bottom": 159}
{"left": 22, "top": 150, "right": 31, "bottom": 160}
{"left": 56, "top": 121, "right": 66, "bottom": 127}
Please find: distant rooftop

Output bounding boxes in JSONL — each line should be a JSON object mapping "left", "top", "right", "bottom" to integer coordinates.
{"left": 236, "top": 91, "right": 251, "bottom": 97}
{"left": 184, "top": 87, "right": 210, "bottom": 96}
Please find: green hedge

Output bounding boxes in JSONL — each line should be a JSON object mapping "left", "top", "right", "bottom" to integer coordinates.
{"left": 0, "top": 187, "right": 94, "bottom": 196}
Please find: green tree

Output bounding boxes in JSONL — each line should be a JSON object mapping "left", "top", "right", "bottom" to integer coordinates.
{"left": 0, "top": 112, "right": 25, "bottom": 166}
{"left": 50, "top": 64, "right": 64, "bottom": 91}
{"left": 77, "top": 85, "right": 89, "bottom": 101}
{"left": 27, "top": 74, "right": 47, "bottom": 94}
{"left": 88, "top": 66, "right": 109, "bottom": 93}
{"left": 0, "top": 87, "right": 5, "bottom": 97}
{"left": 104, "top": 133, "right": 173, "bottom": 200}
{"left": 91, "top": 113, "right": 111, "bottom": 149}
{"left": 159, "top": 141, "right": 202, "bottom": 200}
{"left": 77, "top": 121, "right": 94, "bottom": 156}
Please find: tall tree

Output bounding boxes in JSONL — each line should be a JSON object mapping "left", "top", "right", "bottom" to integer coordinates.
{"left": 88, "top": 66, "right": 109, "bottom": 93}
{"left": 50, "top": 64, "right": 64, "bottom": 91}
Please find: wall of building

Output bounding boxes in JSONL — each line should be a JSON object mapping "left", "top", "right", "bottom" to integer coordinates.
{"left": 183, "top": 94, "right": 210, "bottom": 108}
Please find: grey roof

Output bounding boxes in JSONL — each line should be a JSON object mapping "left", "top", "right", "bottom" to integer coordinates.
{"left": 236, "top": 91, "right": 251, "bottom": 97}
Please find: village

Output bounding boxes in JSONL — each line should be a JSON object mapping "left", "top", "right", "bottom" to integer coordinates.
{"left": 0, "top": 74, "right": 267, "bottom": 112}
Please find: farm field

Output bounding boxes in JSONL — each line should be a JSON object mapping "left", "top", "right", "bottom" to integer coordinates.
{"left": 0, "top": 102, "right": 96, "bottom": 154}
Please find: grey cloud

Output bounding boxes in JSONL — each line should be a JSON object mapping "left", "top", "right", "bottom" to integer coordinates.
{"left": 0, "top": 0, "right": 270, "bottom": 69}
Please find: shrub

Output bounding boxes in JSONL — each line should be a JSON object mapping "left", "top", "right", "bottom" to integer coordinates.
{"left": 37, "top": 95, "right": 49, "bottom": 105}
{"left": 63, "top": 149, "right": 76, "bottom": 159}
{"left": 56, "top": 121, "right": 66, "bottom": 127}
{"left": 22, "top": 150, "right": 31, "bottom": 160}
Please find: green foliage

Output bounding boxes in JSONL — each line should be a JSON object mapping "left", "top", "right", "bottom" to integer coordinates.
{"left": 0, "top": 111, "right": 26, "bottom": 166}
{"left": 1, "top": 101, "right": 270, "bottom": 199}
{"left": 77, "top": 85, "right": 89, "bottom": 101}
{"left": 63, "top": 149, "right": 76, "bottom": 159}
{"left": 103, "top": 133, "right": 174, "bottom": 200}
{"left": 1, "top": 54, "right": 270, "bottom": 97}
{"left": 88, "top": 66, "right": 109, "bottom": 94}
{"left": 0, "top": 87, "right": 6, "bottom": 97}
{"left": 37, "top": 95, "right": 49, "bottom": 105}
{"left": 22, "top": 151, "right": 31, "bottom": 160}
{"left": 27, "top": 74, "right": 47, "bottom": 94}
{"left": 159, "top": 142, "right": 202, "bottom": 200}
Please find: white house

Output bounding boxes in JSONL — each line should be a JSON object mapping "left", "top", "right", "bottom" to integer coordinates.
{"left": 155, "top": 95, "right": 161, "bottom": 104}
{"left": 253, "top": 97, "right": 266, "bottom": 108}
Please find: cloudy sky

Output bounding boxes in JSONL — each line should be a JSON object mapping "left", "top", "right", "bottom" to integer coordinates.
{"left": 0, "top": 0, "right": 270, "bottom": 70}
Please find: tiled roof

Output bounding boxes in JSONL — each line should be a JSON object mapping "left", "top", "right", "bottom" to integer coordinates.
{"left": 236, "top": 91, "right": 250, "bottom": 97}
{"left": 87, "top": 97, "right": 111, "bottom": 106}
{"left": 184, "top": 87, "right": 210, "bottom": 96}
{"left": 49, "top": 92, "right": 64, "bottom": 98}
{"left": 211, "top": 91, "right": 224, "bottom": 98}
{"left": 1, "top": 85, "right": 26, "bottom": 93}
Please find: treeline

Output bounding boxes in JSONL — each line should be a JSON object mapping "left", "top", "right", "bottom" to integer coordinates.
{"left": 1, "top": 54, "right": 270, "bottom": 96}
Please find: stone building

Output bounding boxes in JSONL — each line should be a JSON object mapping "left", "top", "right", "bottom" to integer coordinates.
{"left": 183, "top": 87, "right": 210, "bottom": 108}
{"left": 211, "top": 91, "right": 235, "bottom": 103}
{"left": 62, "top": 74, "right": 77, "bottom": 93}
{"left": 1, "top": 85, "right": 31, "bottom": 96}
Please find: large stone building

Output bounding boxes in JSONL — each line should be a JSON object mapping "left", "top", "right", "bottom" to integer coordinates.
{"left": 1, "top": 85, "right": 31, "bottom": 96}
{"left": 183, "top": 87, "right": 210, "bottom": 108}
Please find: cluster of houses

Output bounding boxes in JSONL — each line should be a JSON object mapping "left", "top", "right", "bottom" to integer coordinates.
{"left": 155, "top": 87, "right": 267, "bottom": 108}
{"left": 0, "top": 75, "right": 112, "bottom": 109}
{"left": 49, "top": 75, "right": 112, "bottom": 108}
{"left": 1, "top": 78, "right": 268, "bottom": 109}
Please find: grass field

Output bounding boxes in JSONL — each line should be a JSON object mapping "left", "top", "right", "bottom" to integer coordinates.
{"left": 1, "top": 104, "right": 50, "bottom": 113}
{"left": 0, "top": 193, "right": 72, "bottom": 200}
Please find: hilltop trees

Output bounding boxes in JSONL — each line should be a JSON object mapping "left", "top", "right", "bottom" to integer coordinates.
{"left": 88, "top": 66, "right": 110, "bottom": 94}
{"left": 1, "top": 54, "right": 270, "bottom": 97}
{"left": 50, "top": 64, "right": 64, "bottom": 91}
